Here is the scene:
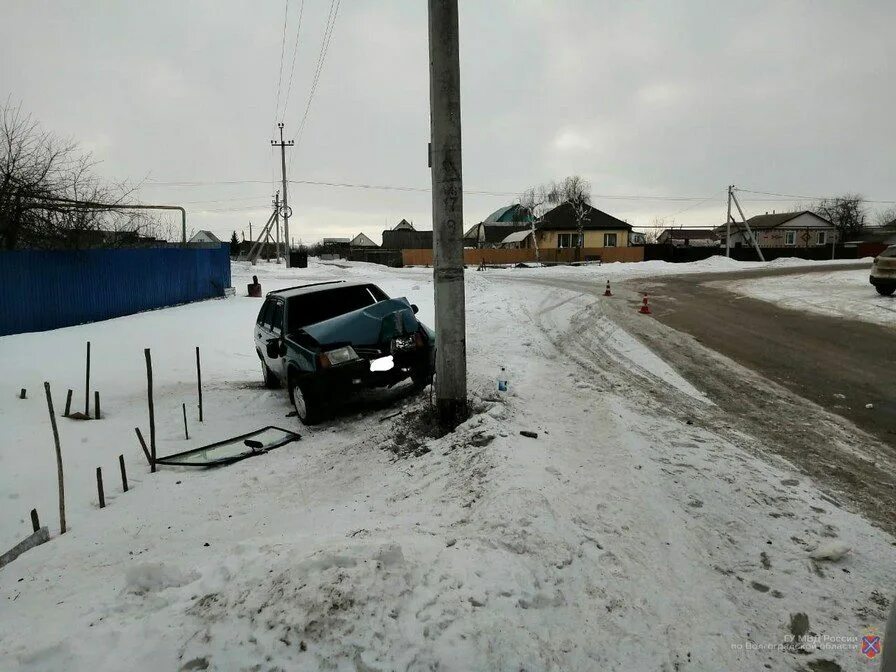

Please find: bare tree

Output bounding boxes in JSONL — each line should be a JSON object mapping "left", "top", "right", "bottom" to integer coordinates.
{"left": 556, "top": 175, "right": 592, "bottom": 260}
{"left": 874, "top": 206, "right": 896, "bottom": 228}
{"left": 812, "top": 193, "right": 868, "bottom": 241}
{"left": 519, "top": 182, "right": 561, "bottom": 262}
{"left": 1, "top": 101, "right": 162, "bottom": 249}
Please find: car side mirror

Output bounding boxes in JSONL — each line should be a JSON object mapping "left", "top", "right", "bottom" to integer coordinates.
{"left": 411, "top": 304, "right": 419, "bottom": 314}
{"left": 266, "top": 338, "right": 281, "bottom": 359}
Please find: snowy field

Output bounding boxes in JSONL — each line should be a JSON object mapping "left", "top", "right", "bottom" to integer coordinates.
{"left": 718, "top": 267, "right": 896, "bottom": 328}
{"left": 1, "top": 258, "right": 893, "bottom": 671}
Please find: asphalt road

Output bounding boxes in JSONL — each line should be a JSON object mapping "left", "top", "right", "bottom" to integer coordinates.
{"left": 643, "top": 263, "right": 896, "bottom": 449}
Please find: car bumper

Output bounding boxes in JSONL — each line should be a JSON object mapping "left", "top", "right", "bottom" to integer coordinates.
{"left": 870, "top": 274, "right": 896, "bottom": 288}
{"left": 301, "top": 349, "right": 432, "bottom": 398}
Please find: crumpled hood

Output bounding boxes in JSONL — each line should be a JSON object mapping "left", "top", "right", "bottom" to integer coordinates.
{"left": 300, "top": 297, "right": 419, "bottom": 347}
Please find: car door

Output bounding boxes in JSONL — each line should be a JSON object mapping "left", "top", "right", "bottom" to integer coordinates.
{"left": 256, "top": 298, "right": 277, "bottom": 372}
{"left": 266, "top": 298, "right": 287, "bottom": 379}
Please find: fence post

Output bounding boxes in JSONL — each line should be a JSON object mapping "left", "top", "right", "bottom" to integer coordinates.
{"left": 43, "top": 383, "right": 66, "bottom": 534}
{"left": 96, "top": 467, "right": 105, "bottom": 508}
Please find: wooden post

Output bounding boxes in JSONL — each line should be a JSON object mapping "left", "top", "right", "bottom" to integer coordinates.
{"left": 134, "top": 427, "right": 152, "bottom": 467}
{"left": 85, "top": 341, "right": 91, "bottom": 417}
{"left": 144, "top": 349, "right": 156, "bottom": 472}
{"left": 182, "top": 403, "right": 189, "bottom": 440}
{"left": 43, "top": 382, "right": 66, "bottom": 534}
{"left": 96, "top": 467, "right": 105, "bottom": 508}
{"left": 94, "top": 391, "right": 101, "bottom": 420}
{"left": 64, "top": 389, "right": 73, "bottom": 417}
{"left": 119, "top": 455, "right": 128, "bottom": 492}
{"left": 19, "top": 388, "right": 26, "bottom": 399}
{"left": 196, "top": 346, "right": 203, "bottom": 422}
{"left": 30, "top": 509, "right": 39, "bottom": 533}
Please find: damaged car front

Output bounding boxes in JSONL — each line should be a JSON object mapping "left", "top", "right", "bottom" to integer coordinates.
{"left": 254, "top": 281, "right": 434, "bottom": 424}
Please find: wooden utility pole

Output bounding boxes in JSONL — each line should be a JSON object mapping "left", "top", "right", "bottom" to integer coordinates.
{"left": 428, "top": 0, "right": 468, "bottom": 428}
{"left": 271, "top": 124, "right": 294, "bottom": 267}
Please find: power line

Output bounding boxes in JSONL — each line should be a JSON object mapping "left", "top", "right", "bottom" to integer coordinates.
{"left": 273, "top": 0, "right": 290, "bottom": 122}
{"left": 736, "top": 187, "right": 896, "bottom": 205}
{"left": 290, "top": 0, "right": 340, "bottom": 163}
{"left": 281, "top": 0, "right": 306, "bottom": 120}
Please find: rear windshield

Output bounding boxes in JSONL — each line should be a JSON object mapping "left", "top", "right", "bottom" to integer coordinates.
{"left": 287, "top": 284, "right": 388, "bottom": 332}
{"left": 881, "top": 246, "right": 896, "bottom": 258}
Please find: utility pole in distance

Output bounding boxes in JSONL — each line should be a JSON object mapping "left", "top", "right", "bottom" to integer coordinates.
{"left": 428, "top": 0, "right": 467, "bottom": 429}
{"left": 271, "top": 123, "right": 294, "bottom": 267}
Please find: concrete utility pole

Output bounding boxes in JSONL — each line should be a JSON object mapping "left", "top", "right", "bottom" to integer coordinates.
{"left": 730, "top": 187, "right": 766, "bottom": 262}
{"left": 273, "top": 191, "right": 281, "bottom": 263}
{"left": 428, "top": 0, "right": 467, "bottom": 428}
{"left": 271, "top": 123, "right": 294, "bottom": 267}
{"left": 726, "top": 185, "right": 733, "bottom": 258}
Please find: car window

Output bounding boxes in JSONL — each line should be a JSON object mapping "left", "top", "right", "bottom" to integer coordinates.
{"left": 881, "top": 246, "right": 896, "bottom": 258}
{"left": 287, "top": 284, "right": 389, "bottom": 332}
{"left": 258, "top": 299, "right": 276, "bottom": 329}
{"left": 270, "top": 301, "right": 284, "bottom": 335}
{"left": 257, "top": 299, "right": 272, "bottom": 326}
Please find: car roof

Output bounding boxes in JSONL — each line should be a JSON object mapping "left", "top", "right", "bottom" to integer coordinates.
{"left": 267, "top": 280, "right": 375, "bottom": 299}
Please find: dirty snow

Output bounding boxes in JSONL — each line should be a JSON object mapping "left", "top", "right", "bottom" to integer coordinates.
{"left": 718, "top": 267, "right": 896, "bottom": 328}
{"left": 1, "top": 258, "right": 893, "bottom": 671}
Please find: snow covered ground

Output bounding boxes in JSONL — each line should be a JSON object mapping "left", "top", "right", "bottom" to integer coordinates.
{"left": 717, "top": 267, "right": 896, "bottom": 328}
{"left": 1, "top": 258, "right": 893, "bottom": 671}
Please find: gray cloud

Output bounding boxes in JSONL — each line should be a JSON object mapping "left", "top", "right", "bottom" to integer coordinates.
{"left": 2, "top": 0, "right": 894, "bottom": 243}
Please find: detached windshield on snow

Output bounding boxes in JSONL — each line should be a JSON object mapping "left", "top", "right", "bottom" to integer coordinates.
{"left": 287, "top": 284, "right": 388, "bottom": 332}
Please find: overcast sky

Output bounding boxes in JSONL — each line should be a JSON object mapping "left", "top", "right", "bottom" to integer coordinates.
{"left": 2, "top": 0, "right": 894, "bottom": 244}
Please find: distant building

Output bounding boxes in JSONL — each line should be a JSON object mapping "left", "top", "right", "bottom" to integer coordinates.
{"left": 350, "top": 232, "right": 379, "bottom": 248}
{"left": 393, "top": 219, "right": 415, "bottom": 231}
{"left": 657, "top": 228, "right": 719, "bottom": 247}
{"left": 188, "top": 230, "right": 222, "bottom": 244}
{"left": 497, "top": 230, "right": 534, "bottom": 249}
{"left": 536, "top": 202, "right": 633, "bottom": 249}
{"left": 716, "top": 211, "right": 837, "bottom": 248}
{"left": 464, "top": 203, "right": 532, "bottom": 248}
{"left": 629, "top": 231, "right": 647, "bottom": 246}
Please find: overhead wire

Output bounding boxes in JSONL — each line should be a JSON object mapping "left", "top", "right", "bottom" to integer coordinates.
{"left": 281, "top": 0, "right": 306, "bottom": 120}
{"left": 273, "top": 0, "right": 290, "bottom": 123}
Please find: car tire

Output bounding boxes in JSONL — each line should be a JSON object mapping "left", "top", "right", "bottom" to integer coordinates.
{"left": 875, "top": 285, "right": 895, "bottom": 296}
{"left": 290, "top": 376, "right": 322, "bottom": 425}
{"left": 259, "top": 355, "right": 280, "bottom": 389}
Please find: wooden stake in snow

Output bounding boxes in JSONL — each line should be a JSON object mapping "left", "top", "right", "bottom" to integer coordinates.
{"left": 119, "top": 455, "right": 128, "bottom": 492}
{"left": 182, "top": 402, "right": 189, "bottom": 440}
{"left": 96, "top": 467, "right": 105, "bottom": 508}
{"left": 64, "top": 389, "right": 73, "bottom": 417}
{"left": 144, "top": 348, "right": 156, "bottom": 473}
{"left": 94, "top": 391, "right": 101, "bottom": 420}
{"left": 43, "top": 382, "right": 66, "bottom": 534}
{"left": 19, "top": 388, "right": 26, "bottom": 399}
{"left": 30, "top": 509, "right": 39, "bottom": 533}
{"left": 196, "top": 346, "right": 203, "bottom": 422}
{"left": 85, "top": 341, "right": 91, "bottom": 417}
{"left": 134, "top": 427, "right": 152, "bottom": 467}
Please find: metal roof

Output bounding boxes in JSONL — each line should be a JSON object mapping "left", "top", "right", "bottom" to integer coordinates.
{"left": 499, "top": 230, "right": 533, "bottom": 245}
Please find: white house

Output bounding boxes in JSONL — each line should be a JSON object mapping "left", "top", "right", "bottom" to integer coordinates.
{"left": 716, "top": 211, "right": 837, "bottom": 248}
{"left": 188, "top": 230, "right": 222, "bottom": 244}
{"left": 350, "top": 232, "right": 379, "bottom": 248}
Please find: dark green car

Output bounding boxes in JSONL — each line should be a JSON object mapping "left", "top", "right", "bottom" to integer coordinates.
{"left": 254, "top": 280, "right": 435, "bottom": 424}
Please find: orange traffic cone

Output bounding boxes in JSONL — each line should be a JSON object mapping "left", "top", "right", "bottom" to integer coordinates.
{"left": 638, "top": 295, "right": 651, "bottom": 314}
{"left": 603, "top": 280, "right": 612, "bottom": 297}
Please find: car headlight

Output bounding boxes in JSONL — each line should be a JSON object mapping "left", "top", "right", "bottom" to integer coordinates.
{"left": 319, "top": 346, "right": 359, "bottom": 368}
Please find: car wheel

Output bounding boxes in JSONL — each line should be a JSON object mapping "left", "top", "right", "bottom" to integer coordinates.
{"left": 291, "top": 377, "right": 321, "bottom": 425}
{"left": 259, "top": 356, "right": 280, "bottom": 388}
{"left": 875, "top": 285, "right": 895, "bottom": 296}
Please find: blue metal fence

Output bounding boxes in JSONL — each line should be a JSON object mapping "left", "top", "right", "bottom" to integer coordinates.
{"left": 0, "top": 246, "right": 231, "bottom": 336}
